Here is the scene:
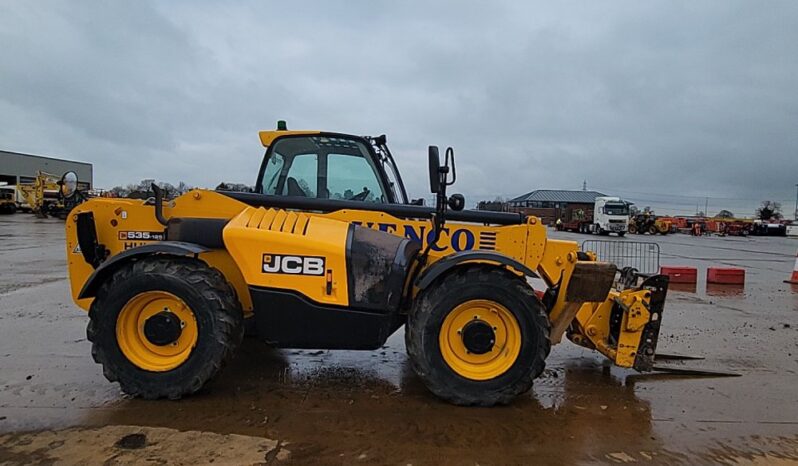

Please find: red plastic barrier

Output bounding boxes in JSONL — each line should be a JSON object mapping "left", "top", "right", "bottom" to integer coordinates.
{"left": 660, "top": 266, "right": 698, "bottom": 284}
{"left": 707, "top": 267, "right": 745, "bottom": 285}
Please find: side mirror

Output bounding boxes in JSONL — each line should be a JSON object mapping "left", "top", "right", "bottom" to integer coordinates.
{"left": 428, "top": 146, "right": 441, "bottom": 194}
{"left": 60, "top": 171, "right": 79, "bottom": 199}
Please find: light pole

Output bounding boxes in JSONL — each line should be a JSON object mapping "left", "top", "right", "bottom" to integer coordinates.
{"left": 794, "top": 184, "right": 798, "bottom": 221}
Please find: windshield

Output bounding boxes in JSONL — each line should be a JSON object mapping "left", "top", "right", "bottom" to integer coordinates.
{"left": 604, "top": 203, "right": 629, "bottom": 216}
{"left": 258, "top": 135, "right": 390, "bottom": 203}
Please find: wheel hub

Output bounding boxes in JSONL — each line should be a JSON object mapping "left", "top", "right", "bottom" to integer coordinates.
{"left": 438, "top": 299, "right": 522, "bottom": 381}
{"left": 461, "top": 320, "right": 496, "bottom": 354}
{"left": 143, "top": 311, "right": 183, "bottom": 346}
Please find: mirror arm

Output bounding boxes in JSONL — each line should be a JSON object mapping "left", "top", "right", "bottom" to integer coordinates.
{"left": 420, "top": 145, "right": 458, "bottom": 265}
{"left": 445, "top": 147, "right": 456, "bottom": 186}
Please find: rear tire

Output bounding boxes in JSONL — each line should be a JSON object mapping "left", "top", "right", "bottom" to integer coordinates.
{"left": 406, "top": 266, "right": 550, "bottom": 406}
{"left": 87, "top": 256, "right": 244, "bottom": 399}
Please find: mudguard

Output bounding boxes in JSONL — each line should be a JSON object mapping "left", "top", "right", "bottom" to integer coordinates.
{"left": 77, "top": 241, "right": 209, "bottom": 299}
{"left": 415, "top": 250, "right": 538, "bottom": 290}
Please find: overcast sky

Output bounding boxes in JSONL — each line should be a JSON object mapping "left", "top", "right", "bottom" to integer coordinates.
{"left": 1, "top": 1, "right": 797, "bottom": 217}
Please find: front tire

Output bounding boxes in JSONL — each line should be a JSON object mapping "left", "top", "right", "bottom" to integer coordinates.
{"left": 87, "top": 256, "right": 244, "bottom": 399}
{"left": 406, "top": 266, "right": 550, "bottom": 406}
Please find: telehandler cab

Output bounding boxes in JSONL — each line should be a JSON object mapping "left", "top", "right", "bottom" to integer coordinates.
{"left": 65, "top": 124, "right": 672, "bottom": 405}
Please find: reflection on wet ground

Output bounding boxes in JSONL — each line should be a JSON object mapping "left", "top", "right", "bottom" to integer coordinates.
{"left": 706, "top": 283, "right": 746, "bottom": 297}
{"left": 1, "top": 216, "right": 798, "bottom": 464}
{"left": 64, "top": 330, "right": 797, "bottom": 464}
{"left": 669, "top": 282, "right": 747, "bottom": 297}
{"left": 669, "top": 282, "right": 698, "bottom": 294}
{"left": 71, "top": 338, "right": 674, "bottom": 463}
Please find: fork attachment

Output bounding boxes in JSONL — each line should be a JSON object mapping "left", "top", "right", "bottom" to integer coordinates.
{"left": 631, "top": 274, "right": 669, "bottom": 371}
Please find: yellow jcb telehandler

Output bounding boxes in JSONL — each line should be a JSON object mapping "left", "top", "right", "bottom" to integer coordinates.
{"left": 65, "top": 125, "right": 675, "bottom": 406}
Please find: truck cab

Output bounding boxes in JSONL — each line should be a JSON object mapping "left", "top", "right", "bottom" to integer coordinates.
{"left": 593, "top": 197, "right": 629, "bottom": 236}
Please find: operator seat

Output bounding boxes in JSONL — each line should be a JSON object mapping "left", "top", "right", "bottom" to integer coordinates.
{"left": 286, "top": 177, "right": 306, "bottom": 197}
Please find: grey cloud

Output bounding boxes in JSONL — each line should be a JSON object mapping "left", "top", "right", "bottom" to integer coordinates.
{"left": 1, "top": 0, "right": 796, "bottom": 216}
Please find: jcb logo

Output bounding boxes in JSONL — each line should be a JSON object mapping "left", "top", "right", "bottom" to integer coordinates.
{"left": 262, "top": 254, "right": 325, "bottom": 276}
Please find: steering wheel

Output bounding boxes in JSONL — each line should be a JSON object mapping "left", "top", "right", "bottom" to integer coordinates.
{"left": 349, "top": 187, "right": 370, "bottom": 201}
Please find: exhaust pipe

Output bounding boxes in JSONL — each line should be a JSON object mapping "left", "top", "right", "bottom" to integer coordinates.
{"left": 151, "top": 183, "right": 168, "bottom": 226}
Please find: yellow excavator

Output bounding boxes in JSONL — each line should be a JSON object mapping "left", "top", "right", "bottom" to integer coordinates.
{"left": 63, "top": 124, "right": 711, "bottom": 406}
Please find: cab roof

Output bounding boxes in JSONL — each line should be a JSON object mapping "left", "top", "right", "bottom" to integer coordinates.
{"left": 258, "top": 130, "right": 321, "bottom": 147}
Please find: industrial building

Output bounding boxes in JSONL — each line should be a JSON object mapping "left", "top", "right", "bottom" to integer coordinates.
{"left": 508, "top": 189, "right": 607, "bottom": 224}
{"left": 0, "top": 150, "right": 93, "bottom": 189}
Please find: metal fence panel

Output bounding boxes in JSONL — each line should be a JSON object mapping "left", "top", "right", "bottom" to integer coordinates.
{"left": 581, "top": 240, "right": 661, "bottom": 275}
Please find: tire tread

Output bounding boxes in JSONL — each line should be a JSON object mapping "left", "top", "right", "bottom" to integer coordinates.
{"left": 87, "top": 255, "right": 243, "bottom": 400}
{"left": 406, "top": 265, "right": 550, "bottom": 406}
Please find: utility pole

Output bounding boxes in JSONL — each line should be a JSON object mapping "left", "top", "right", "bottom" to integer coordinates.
{"left": 794, "top": 183, "right": 798, "bottom": 220}
{"left": 582, "top": 180, "right": 587, "bottom": 191}
{"left": 705, "top": 197, "right": 708, "bottom": 217}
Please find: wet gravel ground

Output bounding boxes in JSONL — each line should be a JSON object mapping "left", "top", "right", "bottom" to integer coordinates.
{"left": 1, "top": 214, "right": 797, "bottom": 464}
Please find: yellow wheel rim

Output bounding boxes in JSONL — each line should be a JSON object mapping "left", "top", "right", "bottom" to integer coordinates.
{"left": 116, "top": 291, "right": 198, "bottom": 372}
{"left": 439, "top": 299, "right": 522, "bottom": 381}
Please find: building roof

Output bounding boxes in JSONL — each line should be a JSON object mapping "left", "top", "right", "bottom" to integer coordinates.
{"left": 0, "top": 149, "right": 92, "bottom": 167}
{"left": 510, "top": 189, "right": 607, "bottom": 203}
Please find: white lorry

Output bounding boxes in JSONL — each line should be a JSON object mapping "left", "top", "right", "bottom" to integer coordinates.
{"left": 558, "top": 196, "right": 629, "bottom": 236}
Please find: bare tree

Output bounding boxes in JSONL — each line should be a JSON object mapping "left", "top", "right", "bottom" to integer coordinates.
{"left": 756, "top": 201, "right": 782, "bottom": 220}
{"left": 477, "top": 197, "right": 507, "bottom": 212}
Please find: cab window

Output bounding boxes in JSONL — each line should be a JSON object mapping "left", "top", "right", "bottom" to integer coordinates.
{"left": 604, "top": 203, "right": 629, "bottom": 215}
{"left": 260, "top": 153, "right": 284, "bottom": 195}
{"left": 258, "top": 136, "right": 389, "bottom": 202}
{"left": 327, "top": 153, "right": 382, "bottom": 202}
{"left": 282, "top": 153, "right": 317, "bottom": 197}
